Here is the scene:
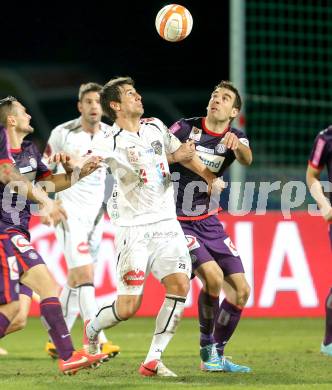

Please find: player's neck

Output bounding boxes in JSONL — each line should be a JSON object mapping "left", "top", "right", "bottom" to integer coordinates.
{"left": 81, "top": 118, "right": 100, "bottom": 135}
{"left": 116, "top": 116, "right": 140, "bottom": 133}
{"left": 7, "top": 127, "right": 24, "bottom": 149}
{"left": 205, "top": 117, "right": 230, "bottom": 134}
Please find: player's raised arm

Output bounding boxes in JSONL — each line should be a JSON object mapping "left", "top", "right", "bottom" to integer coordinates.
{"left": 306, "top": 163, "right": 332, "bottom": 221}
{"left": 221, "top": 131, "right": 253, "bottom": 166}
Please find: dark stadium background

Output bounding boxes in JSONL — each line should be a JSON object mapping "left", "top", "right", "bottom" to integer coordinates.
{"left": 0, "top": 1, "right": 229, "bottom": 146}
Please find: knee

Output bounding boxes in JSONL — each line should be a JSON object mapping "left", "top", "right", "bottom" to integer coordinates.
{"left": 116, "top": 297, "right": 141, "bottom": 320}
{"left": 236, "top": 284, "right": 251, "bottom": 307}
{"left": 167, "top": 278, "right": 190, "bottom": 297}
{"left": 204, "top": 274, "right": 223, "bottom": 295}
{"left": 70, "top": 267, "right": 94, "bottom": 287}
{"left": 10, "top": 314, "right": 28, "bottom": 332}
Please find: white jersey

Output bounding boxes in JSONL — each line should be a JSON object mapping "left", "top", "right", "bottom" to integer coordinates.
{"left": 93, "top": 117, "right": 181, "bottom": 227}
{"left": 44, "top": 117, "right": 112, "bottom": 215}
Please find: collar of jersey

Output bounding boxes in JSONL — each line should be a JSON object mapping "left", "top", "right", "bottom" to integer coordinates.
{"left": 202, "top": 117, "right": 230, "bottom": 138}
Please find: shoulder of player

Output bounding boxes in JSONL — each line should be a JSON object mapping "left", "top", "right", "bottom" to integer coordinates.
{"left": 169, "top": 117, "right": 200, "bottom": 133}
{"left": 52, "top": 117, "right": 81, "bottom": 134}
{"left": 229, "top": 126, "right": 247, "bottom": 137}
{"left": 318, "top": 125, "right": 332, "bottom": 140}
{"left": 140, "top": 117, "right": 170, "bottom": 133}
{"left": 21, "top": 140, "right": 40, "bottom": 153}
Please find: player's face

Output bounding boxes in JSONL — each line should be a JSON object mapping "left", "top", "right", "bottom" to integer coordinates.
{"left": 206, "top": 87, "right": 239, "bottom": 123}
{"left": 78, "top": 91, "right": 102, "bottom": 125}
{"left": 118, "top": 84, "right": 144, "bottom": 117}
{"left": 11, "top": 101, "right": 34, "bottom": 134}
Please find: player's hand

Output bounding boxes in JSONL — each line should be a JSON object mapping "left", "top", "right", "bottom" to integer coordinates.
{"left": 323, "top": 207, "right": 332, "bottom": 222}
{"left": 48, "top": 152, "right": 73, "bottom": 173}
{"left": 207, "top": 177, "right": 226, "bottom": 196}
{"left": 78, "top": 155, "right": 103, "bottom": 179}
{"left": 39, "top": 199, "right": 67, "bottom": 226}
{"left": 172, "top": 140, "right": 196, "bottom": 163}
{"left": 222, "top": 132, "right": 239, "bottom": 150}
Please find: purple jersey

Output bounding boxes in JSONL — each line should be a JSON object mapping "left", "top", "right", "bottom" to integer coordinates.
{"left": 0, "top": 125, "right": 12, "bottom": 164}
{"left": 169, "top": 117, "right": 250, "bottom": 218}
{"left": 308, "top": 126, "right": 332, "bottom": 204}
{"left": 0, "top": 140, "right": 51, "bottom": 236}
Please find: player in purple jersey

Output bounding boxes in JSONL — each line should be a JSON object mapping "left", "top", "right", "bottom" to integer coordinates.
{"left": 0, "top": 97, "right": 107, "bottom": 374}
{"left": 307, "top": 126, "right": 332, "bottom": 356}
{"left": 169, "top": 81, "right": 253, "bottom": 372}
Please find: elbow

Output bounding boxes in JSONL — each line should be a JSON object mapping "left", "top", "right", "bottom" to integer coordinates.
{"left": 246, "top": 155, "right": 253, "bottom": 166}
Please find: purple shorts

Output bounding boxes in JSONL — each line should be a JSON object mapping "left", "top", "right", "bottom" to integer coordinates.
{"left": 8, "top": 231, "right": 45, "bottom": 298}
{"left": 180, "top": 214, "right": 245, "bottom": 277}
{"left": 0, "top": 234, "right": 20, "bottom": 304}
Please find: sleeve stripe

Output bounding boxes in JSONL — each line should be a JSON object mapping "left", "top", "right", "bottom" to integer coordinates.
{"left": 308, "top": 160, "right": 323, "bottom": 171}
{"left": 0, "top": 159, "right": 13, "bottom": 165}
{"left": 36, "top": 170, "right": 52, "bottom": 180}
{"left": 311, "top": 138, "right": 326, "bottom": 167}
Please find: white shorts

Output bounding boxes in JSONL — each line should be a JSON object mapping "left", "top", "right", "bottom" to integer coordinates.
{"left": 55, "top": 209, "right": 104, "bottom": 269}
{"left": 115, "top": 219, "right": 191, "bottom": 295}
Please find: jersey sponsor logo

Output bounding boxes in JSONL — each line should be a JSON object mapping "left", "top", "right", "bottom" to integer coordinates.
{"left": 185, "top": 235, "right": 200, "bottom": 251}
{"left": 189, "top": 127, "right": 202, "bottom": 141}
{"left": 8, "top": 256, "right": 19, "bottom": 280}
{"left": 215, "top": 143, "right": 227, "bottom": 154}
{"left": 197, "top": 151, "right": 225, "bottom": 172}
{"left": 11, "top": 235, "right": 34, "bottom": 253}
{"left": 77, "top": 242, "right": 89, "bottom": 254}
{"left": 28, "top": 251, "right": 39, "bottom": 260}
{"left": 151, "top": 140, "right": 163, "bottom": 155}
{"left": 224, "top": 237, "right": 239, "bottom": 257}
{"left": 169, "top": 122, "right": 181, "bottom": 134}
{"left": 127, "top": 146, "right": 139, "bottom": 163}
{"left": 19, "top": 166, "right": 33, "bottom": 174}
{"left": 196, "top": 145, "right": 214, "bottom": 154}
{"left": 29, "top": 157, "right": 37, "bottom": 169}
{"left": 123, "top": 269, "right": 145, "bottom": 286}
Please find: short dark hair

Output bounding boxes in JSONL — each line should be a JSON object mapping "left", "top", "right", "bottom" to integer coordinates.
{"left": 0, "top": 96, "right": 17, "bottom": 126}
{"left": 214, "top": 80, "right": 242, "bottom": 111}
{"left": 78, "top": 82, "right": 102, "bottom": 101}
{"left": 100, "top": 76, "right": 134, "bottom": 122}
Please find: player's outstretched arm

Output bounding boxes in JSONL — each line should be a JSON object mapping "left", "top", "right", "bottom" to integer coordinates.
{"left": 0, "top": 162, "right": 67, "bottom": 226}
{"left": 41, "top": 153, "right": 102, "bottom": 192}
{"left": 167, "top": 140, "right": 195, "bottom": 164}
{"left": 179, "top": 154, "right": 225, "bottom": 195}
{"left": 306, "top": 164, "right": 332, "bottom": 221}
{"left": 222, "top": 132, "right": 252, "bottom": 166}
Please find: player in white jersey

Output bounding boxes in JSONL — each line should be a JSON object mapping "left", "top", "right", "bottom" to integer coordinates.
{"left": 85, "top": 76, "right": 220, "bottom": 377}
{"left": 43, "top": 82, "right": 120, "bottom": 358}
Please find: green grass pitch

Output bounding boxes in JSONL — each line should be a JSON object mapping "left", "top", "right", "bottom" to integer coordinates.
{"left": 0, "top": 317, "right": 332, "bottom": 389}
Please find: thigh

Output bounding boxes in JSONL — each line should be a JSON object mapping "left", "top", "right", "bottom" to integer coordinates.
{"left": 183, "top": 216, "right": 245, "bottom": 277}
{"left": 88, "top": 211, "right": 104, "bottom": 263}
{"left": 55, "top": 217, "right": 93, "bottom": 269}
{"left": 181, "top": 221, "right": 214, "bottom": 273}
{"left": 151, "top": 220, "right": 191, "bottom": 282}
{"left": 115, "top": 226, "right": 149, "bottom": 296}
{"left": 20, "top": 264, "right": 57, "bottom": 296}
{"left": 0, "top": 235, "right": 19, "bottom": 305}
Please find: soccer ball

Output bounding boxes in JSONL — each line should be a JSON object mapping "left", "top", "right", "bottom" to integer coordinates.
{"left": 155, "top": 4, "right": 193, "bottom": 42}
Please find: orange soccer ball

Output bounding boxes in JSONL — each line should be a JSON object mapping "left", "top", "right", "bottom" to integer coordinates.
{"left": 155, "top": 4, "right": 193, "bottom": 42}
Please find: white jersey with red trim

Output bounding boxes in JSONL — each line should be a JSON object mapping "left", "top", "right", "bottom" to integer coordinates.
{"left": 92, "top": 117, "right": 181, "bottom": 227}
{"left": 43, "top": 117, "right": 112, "bottom": 215}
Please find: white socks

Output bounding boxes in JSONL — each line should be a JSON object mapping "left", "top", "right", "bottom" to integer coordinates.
{"left": 144, "top": 295, "right": 186, "bottom": 363}
{"left": 86, "top": 301, "right": 122, "bottom": 340}
{"left": 59, "top": 284, "right": 79, "bottom": 331}
{"left": 60, "top": 283, "right": 108, "bottom": 344}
